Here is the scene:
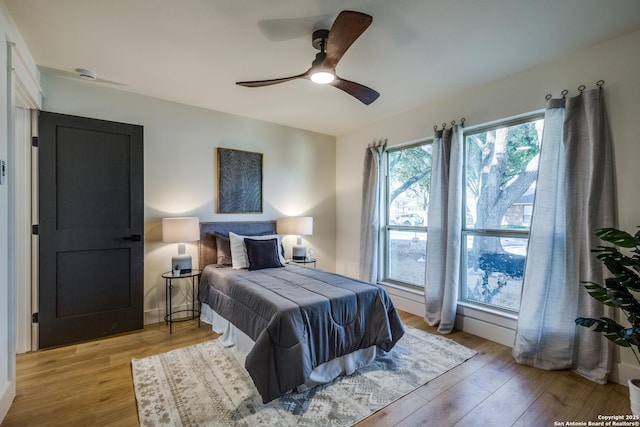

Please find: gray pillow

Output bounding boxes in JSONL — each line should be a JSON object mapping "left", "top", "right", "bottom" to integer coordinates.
{"left": 214, "top": 233, "right": 233, "bottom": 266}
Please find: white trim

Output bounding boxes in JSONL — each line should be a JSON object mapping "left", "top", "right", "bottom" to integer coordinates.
{"left": 463, "top": 109, "right": 545, "bottom": 133}
{"left": 381, "top": 281, "right": 426, "bottom": 315}
{"left": 386, "top": 135, "right": 434, "bottom": 151}
{"left": 143, "top": 303, "right": 200, "bottom": 326}
{"left": 30, "top": 110, "right": 38, "bottom": 351}
{"left": 13, "top": 108, "right": 31, "bottom": 353}
{"left": 454, "top": 307, "right": 516, "bottom": 347}
{"left": 611, "top": 362, "right": 640, "bottom": 386}
{"left": 456, "top": 301, "right": 518, "bottom": 322}
{"left": 2, "top": 38, "right": 16, "bottom": 425}
{"left": 8, "top": 42, "right": 42, "bottom": 109}
{"left": 8, "top": 40, "right": 40, "bottom": 354}
{"left": 0, "top": 380, "right": 15, "bottom": 424}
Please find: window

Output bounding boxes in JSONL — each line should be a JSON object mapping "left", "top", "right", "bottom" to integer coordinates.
{"left": 383, "top": 141, "right": 432, "bottom": 287}
{"left": 380, "top": 115, "right": 542, "bottom": 315}
{"left": 460, "top": 116, "right": 543, "bottom": 311}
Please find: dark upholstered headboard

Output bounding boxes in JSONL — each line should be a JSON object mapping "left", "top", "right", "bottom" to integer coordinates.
{"left": 198, "top": 221, "right": 277, "bottom": 268}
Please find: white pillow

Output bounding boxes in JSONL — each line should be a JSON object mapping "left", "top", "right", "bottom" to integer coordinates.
{"left": 229, "top": 232, "right": 286, "bottom": 269}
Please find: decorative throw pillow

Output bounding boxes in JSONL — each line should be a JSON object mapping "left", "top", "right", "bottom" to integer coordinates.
{"left": 214, "top": 233, "right": 232, "bottom": 266}
{"left": 244, "top": 238, "right": 283, "bottom": 271}
{"left": 229, "top": 232, "right": 286, "bottom": 269}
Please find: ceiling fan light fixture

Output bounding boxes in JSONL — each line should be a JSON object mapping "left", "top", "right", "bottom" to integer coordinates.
{"left": 310, "top": 70, "right": 335, "bottom": 84}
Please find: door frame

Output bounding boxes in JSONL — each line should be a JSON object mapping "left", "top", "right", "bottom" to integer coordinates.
{"left": 13, "top": 107, "right": 33, "bottom": 354}
{"left": 8, "top": 41, "right": 42, "bottom": 354}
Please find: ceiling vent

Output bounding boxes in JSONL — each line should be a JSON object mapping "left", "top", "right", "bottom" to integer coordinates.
{"left": 75, "top": 68, "right": 96, "bottom": 80}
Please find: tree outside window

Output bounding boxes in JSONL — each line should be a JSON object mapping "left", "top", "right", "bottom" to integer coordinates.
{"left": 463, "top": 117, "right": 543, "bottom": 311}
{"left": 384, "top": 143, "right": 431, "bottom": 287}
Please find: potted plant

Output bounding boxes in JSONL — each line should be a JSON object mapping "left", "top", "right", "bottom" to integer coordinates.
{"left": 575, "top": 227, "right": 640, "bottom": 414}
{"left": 173, "top": 264, "right": 181, "bottom": 277}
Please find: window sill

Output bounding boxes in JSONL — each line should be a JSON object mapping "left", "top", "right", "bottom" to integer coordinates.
{"left": 378, "top": 280, "right": 424, "bottom": 297}
{"left": 456, "top": 301, "right": 518, "bottom": 322}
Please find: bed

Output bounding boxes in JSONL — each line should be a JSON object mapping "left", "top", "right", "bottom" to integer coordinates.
{"left": 197, "top": 221, "right": 405, "bottom": 403}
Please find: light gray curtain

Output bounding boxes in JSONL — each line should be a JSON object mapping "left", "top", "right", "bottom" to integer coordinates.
{"left": 359, "top": 140, "right": 387, "bottom": 283}
{"left": 424, "top": 125, "right": 464, "bottom": 334}
{"left": 513, "top": 88, "right": 616, "bottom": 383}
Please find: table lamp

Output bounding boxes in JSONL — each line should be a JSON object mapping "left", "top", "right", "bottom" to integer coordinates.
{"left": 277, "top": 216, "right": 313, "bottom": 261}
{"left": 162, "top": 217, "right": 199, "bottom": 273}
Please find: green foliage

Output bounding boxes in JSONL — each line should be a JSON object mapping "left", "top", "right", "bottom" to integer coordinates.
{"left": 575, "top": 227, "right": 640, "bottom": 365}
{"left": 466, "top": 121, "right": 540, "bottom": 198}
{"left": 388, "top": 145, "right": 432, "bottom": 209}
{"left": 503, "top": 122, "right": 540, "bottom": 186}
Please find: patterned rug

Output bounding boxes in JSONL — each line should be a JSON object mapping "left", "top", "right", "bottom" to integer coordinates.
{"left": 131, "top": 326, "right": 476, "bottom": 426}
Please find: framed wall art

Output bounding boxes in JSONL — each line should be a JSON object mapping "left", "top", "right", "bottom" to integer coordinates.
{"left": 216, "top": 148, "right": 263, "bottom": 213}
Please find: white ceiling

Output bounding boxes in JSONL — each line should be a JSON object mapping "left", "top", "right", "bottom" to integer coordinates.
{"left": 5, "top": 0, "right": 640, "bottom": 136}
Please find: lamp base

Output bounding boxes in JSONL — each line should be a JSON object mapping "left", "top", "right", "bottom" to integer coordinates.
{"left": 292, "top": 245, "right": 307, "bottom": 261}
{"left": 172, "top": 254, "right": 192, "bottom": 273}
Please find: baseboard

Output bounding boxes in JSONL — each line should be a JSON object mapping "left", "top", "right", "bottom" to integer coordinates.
{"left": 454, "top": 315, "right": 516, "bottom": 347}
{"left": 611, "top": 361, "right": 640, "bottom": 386}
{"left": 0, "top": 380, "right": 16, "bottom": 424}
{"left": 382, "top": 283, "right": 426, "bottom": 317}
{"left": 144, "top": 307, "right": 164, "bottom": 325}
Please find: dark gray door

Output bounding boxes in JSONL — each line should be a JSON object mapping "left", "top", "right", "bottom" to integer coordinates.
{"left": 38, "top": 111, "right": 144, "bottom": 349}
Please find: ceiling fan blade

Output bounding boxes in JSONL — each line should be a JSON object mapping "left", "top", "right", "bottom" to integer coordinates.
{"left": 236, "top": 71, "right": 309, "bottom": 87}
{"left": 324, "top": 11, "right": 372, "bottom": 69}
{"left": 331, "top": 76, "right": 379, "bottom": 105}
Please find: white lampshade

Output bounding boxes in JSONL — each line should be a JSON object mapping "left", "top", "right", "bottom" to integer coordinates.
{"left": 277, "top": 217, "right": 313, "bottom": 261}
{"left": 162, "top": 217, "right": 199, "bottom": 273}
{"left": 276, "top": 216, "right": 313, "bottom": 236}
{"left": 162, "top": 217, "right": 200, "bottom": 243}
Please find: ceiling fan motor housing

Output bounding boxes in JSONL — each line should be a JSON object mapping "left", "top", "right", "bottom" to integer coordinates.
{"left": 312, "top": 29, "right": 330, "bottom": 50}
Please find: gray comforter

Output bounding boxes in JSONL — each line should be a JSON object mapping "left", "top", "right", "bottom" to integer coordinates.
{"left": 198, "top": 264, "right": 405, "bottom": 403}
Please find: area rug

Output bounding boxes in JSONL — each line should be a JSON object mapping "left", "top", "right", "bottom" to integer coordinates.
{"left": 131, "top": 326, "right": 476, "bottom": 426}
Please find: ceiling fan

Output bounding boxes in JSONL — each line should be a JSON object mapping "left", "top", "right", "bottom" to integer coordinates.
{"left": 236, "top": 10, "right": 380, "bottom": 105}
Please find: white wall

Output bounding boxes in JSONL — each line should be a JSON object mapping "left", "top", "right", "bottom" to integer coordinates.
{"left": 40, "top": 74, "right": 336, "bottom": 324}
{"left": 335, "top": 29, "right": 640, "bottom": 383}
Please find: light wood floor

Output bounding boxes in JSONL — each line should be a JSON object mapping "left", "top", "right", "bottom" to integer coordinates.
{"left": 2, "top": 311, "right": 630, "bottom": 426}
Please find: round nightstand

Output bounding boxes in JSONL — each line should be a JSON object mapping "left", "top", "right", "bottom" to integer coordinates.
{"left": 162, "top": 269, "right": 201, "bottom": 333}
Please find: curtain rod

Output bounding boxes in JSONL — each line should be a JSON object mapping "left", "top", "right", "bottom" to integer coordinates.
{"left": 545, "top": 80, "right": 604, "bottom": 100}
{"left": 433, "top": 117, "right": 465, "bottom": 131}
